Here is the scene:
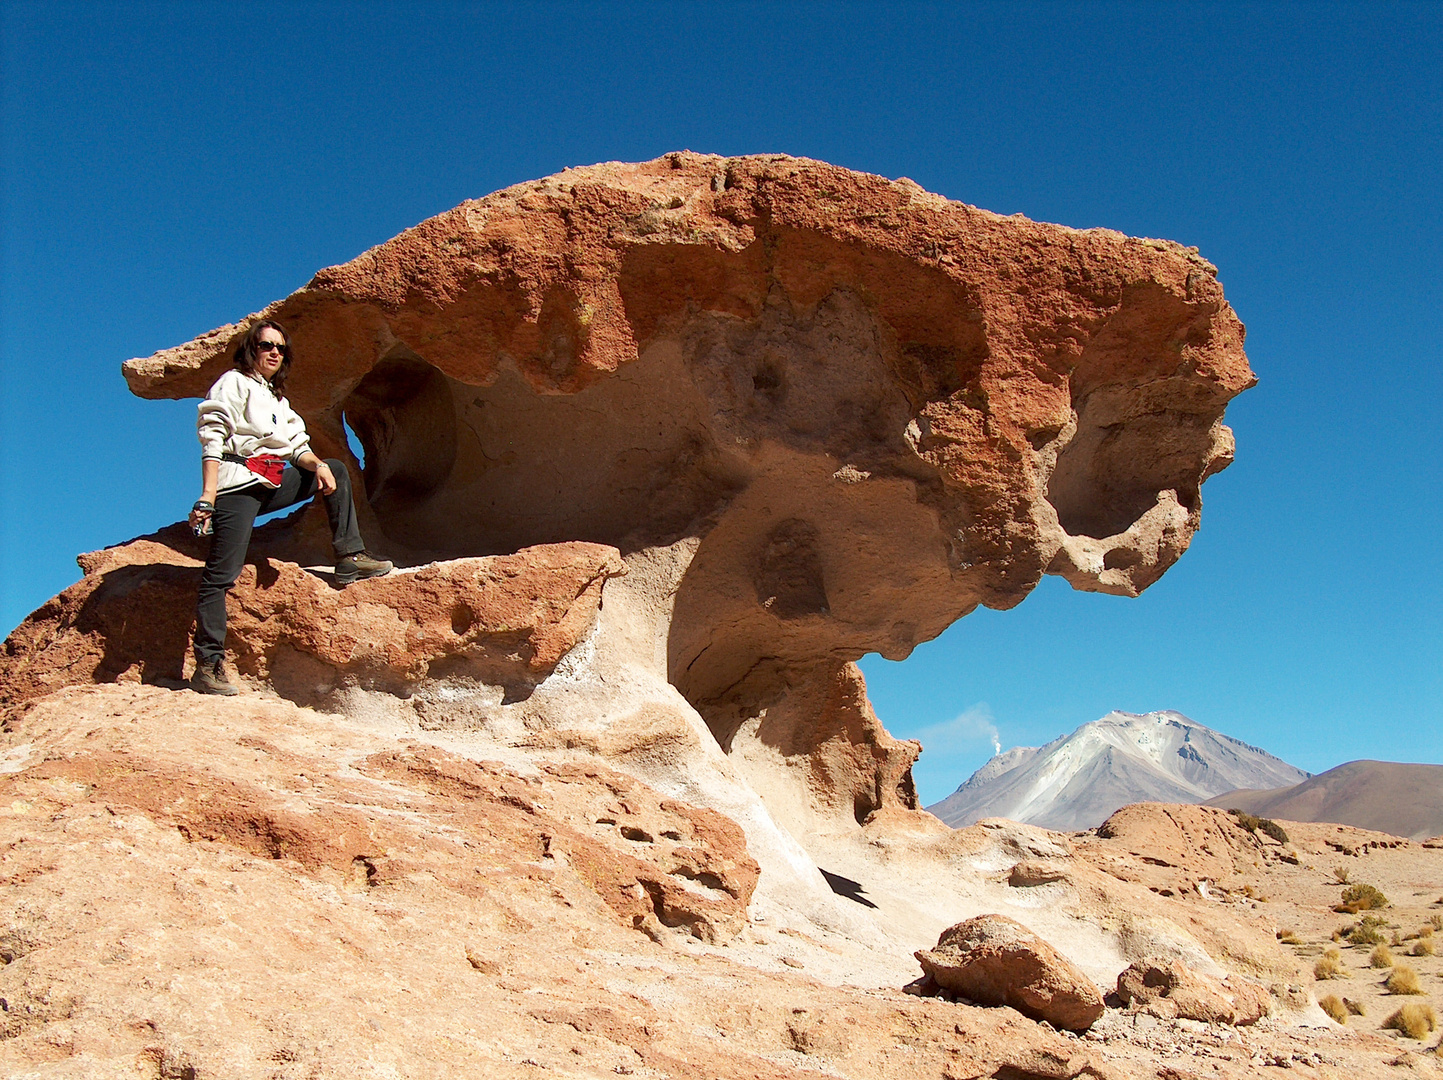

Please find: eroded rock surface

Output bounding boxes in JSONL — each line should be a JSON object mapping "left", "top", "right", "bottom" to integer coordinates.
{"left": 118, "top": 152, "right": 1253, "bottom": 786}
{"left": 914, "top": 914, "right": 1108, "bottom": 1031}
{"left": 1116, "top": 958, "right": 1271, "bottom": 1026}
{"left": 1, "top": 530, "right": 624, "bottom": 709}
{"left": 3, "top": 684, "right": 1430, "bottom": 1079}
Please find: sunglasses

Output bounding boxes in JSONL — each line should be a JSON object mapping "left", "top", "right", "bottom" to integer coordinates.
{"left": 255, "top": 340, "right": 289, "bottom": 356}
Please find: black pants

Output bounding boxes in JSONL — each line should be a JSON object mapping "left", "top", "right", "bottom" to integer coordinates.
{"left": 193, "top": 459, "right": 364, "bottom": 663}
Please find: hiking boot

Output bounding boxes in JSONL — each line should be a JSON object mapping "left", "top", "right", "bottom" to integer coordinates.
{"left": 190, "top": 657, "right": 239, "bottom": 696}
{"left": 335, "top": 550, "right": 393, "bottom": 586}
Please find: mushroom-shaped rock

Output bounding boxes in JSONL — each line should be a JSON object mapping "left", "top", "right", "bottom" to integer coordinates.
{"left": 1116, "top": 958, "right": 1270, "bottom": 1026}
{"left": 118, "top": 153, "right": 1251, "bottom": 702}
{"left": 79, "top": 154, "right": 1252, "bottom": 833}
{"left": 915, "top": 914, "right": 1106, "bottom": 1032}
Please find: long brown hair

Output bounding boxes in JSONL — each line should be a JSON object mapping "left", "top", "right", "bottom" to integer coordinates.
{"left": 234, "top": 319, "right": 293, "bottom": 396}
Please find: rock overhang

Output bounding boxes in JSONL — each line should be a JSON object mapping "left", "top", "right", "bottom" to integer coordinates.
{"left": 119, "top": 151, "right": 1254, "bottom": 733}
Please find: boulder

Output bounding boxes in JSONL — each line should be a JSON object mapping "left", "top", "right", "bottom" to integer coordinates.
{"left": 914, "top": 914, "right": 1106, "bottom": 1031}
{"left": 1116, "top": 958, "right": 1270, "bottom": 1025}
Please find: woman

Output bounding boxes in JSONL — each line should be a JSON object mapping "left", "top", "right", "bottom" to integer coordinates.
{"left": 187, "top": 320, "right": 392, "bottom": 696}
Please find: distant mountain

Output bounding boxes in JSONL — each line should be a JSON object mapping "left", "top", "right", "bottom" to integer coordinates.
{"left": 1205, "top": 760, "right": 1443, "bottom": 840}
{"left": 927, "top": 710, "right": 1309, "bottom": 831}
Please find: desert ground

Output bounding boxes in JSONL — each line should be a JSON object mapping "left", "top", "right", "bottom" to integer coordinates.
{"left": 0, "top": 680, "right": 1439, "bottom": 1079}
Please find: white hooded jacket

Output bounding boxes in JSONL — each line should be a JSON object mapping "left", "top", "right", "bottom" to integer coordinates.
{"left": 196, "top": 369, "right": 313, "bottom": 493}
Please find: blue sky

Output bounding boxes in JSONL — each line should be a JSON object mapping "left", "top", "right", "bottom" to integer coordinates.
{"left": 3, "top": 2, "right": 1439, "bottom": 802}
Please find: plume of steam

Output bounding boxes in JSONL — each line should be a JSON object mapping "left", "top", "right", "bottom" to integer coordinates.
{"left": 913, "top": 704, "right": 1003, "bottom": 758}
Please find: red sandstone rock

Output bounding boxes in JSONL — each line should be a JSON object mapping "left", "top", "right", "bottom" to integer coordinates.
{"left": 0, "top": 532, "right": 624, "bottom": 710}
{"left": 1116, "top": 958, "right": 1270, "bottom": 1025}
{"left": 914, "top": 914, "right": 1107, "bottom": 1031}
{"left": 118, "top": 153, "right": 1253, "bottom": 765}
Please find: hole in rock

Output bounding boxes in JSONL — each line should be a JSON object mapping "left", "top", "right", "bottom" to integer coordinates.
{"left": 342, "top": 416, "right": 366, "bottom": 469}
{"left": 671, "top": 867, "right": 729, "bottom": 893}
{"left": 621, "top": 826, "right": 654, "bottom": 843}
{"left": 1102, "top": 547, "right": 1144, "bottom": 571}
{"left": 1045, "top": 283, "right": 1232, "bottom": 539}
{"left": 343, "top": 348, "right": 458, "bottom": 518}
{"left": 450, "top": 604, "right": 474, "bottom": 635}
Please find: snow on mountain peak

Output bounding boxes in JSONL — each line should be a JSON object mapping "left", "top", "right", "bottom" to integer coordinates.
{"left": 926, "top": 710, "right": 1308, "bottom": 832}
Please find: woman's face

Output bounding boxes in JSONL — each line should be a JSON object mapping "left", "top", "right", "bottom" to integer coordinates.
{"left": 253, "top": 327, "right": 287, "bottom": 381}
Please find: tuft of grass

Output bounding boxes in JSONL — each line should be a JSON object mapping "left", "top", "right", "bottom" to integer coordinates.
{"left": 1332, "top": 866, "right": 1351, "bottom": 886}
{"left": 1383, "top": 1003, "right": 1437, "bottom": 1040}
{"left": 1346, "top": 915, "right": 1389, "bottom": 946}
{"left": 1315, "top": 949, "right": 1346, "bottom": 980}
{"left": 1336, "top": 883, "right": 1389, "bottom": 913}
{"left": 1318, "top": 994, "right": 1348, "bottom": 1023}
{"left": 1386, "top": 965, "right": 1424, "bottom": 995}
{"left": 1344, "top": 997, "right": 1367, "bottom": 1016}
{"left": 1427, "top": 914, "right": 1442, "bottom": 931}
{"left": 1372, "top": 944, "right": 1395, "bottom": 968}
{"left": 1411, "top": 937, "right": 1436, "bottom": 957}
{"left": 1278, "top": 929, "right": 1301, "bottom": 945}
{"left": 1420, "top": 924, "right": 1436, "bottom": 938}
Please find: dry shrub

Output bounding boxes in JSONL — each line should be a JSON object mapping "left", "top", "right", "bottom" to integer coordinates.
{"left": 1278, "top": 929, "right": 1301, "bottom": 945}
{"left": 1421, "top": 924, "right": 1436, "bottom": 937}
{"left": 1372, "top": 944, "right": 1395, "bottom": 968}
{"left": 1337, "top": 883, "right": 1389, "bottom": 913}
{"left": 1387, "top": 965, "right": 1424, "bottom": 995}
{"left": 1260, "top": 818, "right": 1289, "bottom": 844}
{"left": 1383, "top": 1003, "right": 1437, "bottom": 1040}
{"left": 1227, "top": 809, "right": 1290, "bottom": 844}
{"left": 1332, "top": 866, "right": 1351, "bottom": 885}
{"left": 1347, "top": 915, "right": 1389, "bottom": 946}
{"left": 1428, "top": 914, "right": 1442, "bottom": 931}
{"left": 1318, "top": 994, "right": 1348, "bottom": 1023}
{"left": 1412, "top": 938, "right": 1437, "bottom": 957}
{"left": 1345, "top": 997, "right": 1367, "bottom": 1016}
{"left": 1315, "top": 949, "right": 1345, "bottom": 980}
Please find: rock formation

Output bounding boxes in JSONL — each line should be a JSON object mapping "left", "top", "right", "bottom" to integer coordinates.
{"left": 1115, "top": 958, "right": 1271, "bottom": 1026}
{"left": 1, "top": 529, "right": 625, "bottom": 708}
{"left": 16, "top": 156, "right": 1404, "bottom": 1079}
{"left": 109, "top": 150, "right": 1253, "bottom": 835}
{"left": 913, "top": 914, "right": 1108, "bottom": 1031}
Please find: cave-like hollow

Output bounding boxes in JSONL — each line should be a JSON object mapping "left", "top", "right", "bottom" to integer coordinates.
{"left": 336, "top": 287, "right": 993, "bottom": 752}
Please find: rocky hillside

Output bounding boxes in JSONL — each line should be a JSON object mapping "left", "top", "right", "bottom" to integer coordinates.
{"left": 928, "top": 711, "right": 1308, "bottom": 831}
{"left": 1207, "top": 760, "right": 1443, "bottom": 840}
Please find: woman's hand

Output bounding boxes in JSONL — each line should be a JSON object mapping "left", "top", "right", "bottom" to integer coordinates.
{"left": 189, "top": 497, "right": 215, "bottom": 534}
{"left": 313, "top": 460, "right": 337, "bottom": 495}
